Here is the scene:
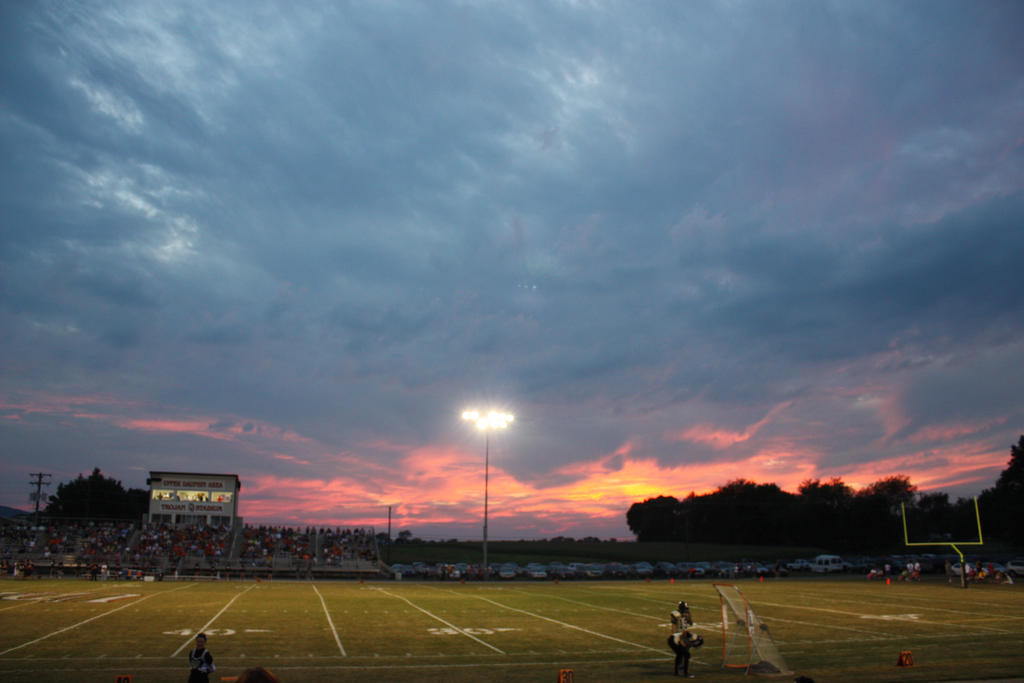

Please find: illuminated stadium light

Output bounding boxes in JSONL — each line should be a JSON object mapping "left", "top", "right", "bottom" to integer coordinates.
{"left": 463, "top": 410, "right": 514, "bottom": 431}
{"left": 461, "top": 408, "right": 514, "bottom": 579}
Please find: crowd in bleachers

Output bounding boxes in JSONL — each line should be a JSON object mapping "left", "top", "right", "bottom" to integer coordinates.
{"left": 2, "top": 521, "right": 135, "bottom": 564}
{"left": 134, "top": 523, "right": 232, "bottom": 568}
{"left": 319, "top": 527, "right": 377, "bottom": 566}
{"left": 0, "top": 520, "right": 378, "bottom": 577}
{"left": 71, "top": 521, "right": 134, "bottom": 561}
{"left": 238, "top": 525, "right": 277, "bottom": 568}
{"left": 278, "top": 526, "right": 314, "bottom": 560}
{"left": 0, "top": 525, "right": 37, "bottom": 556}
{"left": 238, "top": 525, "right": 377, "bottom": 569}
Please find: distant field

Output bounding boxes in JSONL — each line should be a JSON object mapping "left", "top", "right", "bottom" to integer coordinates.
{"left": 1, "top": 575, "right": 1022, "bottom": 682}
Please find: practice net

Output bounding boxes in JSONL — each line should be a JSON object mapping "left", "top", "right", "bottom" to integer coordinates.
{"left": 713, "top": 583, "right": 791, "bottom": 676}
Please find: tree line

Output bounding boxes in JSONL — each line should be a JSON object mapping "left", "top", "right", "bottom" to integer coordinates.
{"left": 626, "top": 435, "right": 1024, "bottom": 552}
{"left": 44, "top": 467, "right": 149, "bottom": 520}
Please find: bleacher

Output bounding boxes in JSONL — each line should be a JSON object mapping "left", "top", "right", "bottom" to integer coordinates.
{"left": 0, "top": 518, "right": 381, "bottom": 580}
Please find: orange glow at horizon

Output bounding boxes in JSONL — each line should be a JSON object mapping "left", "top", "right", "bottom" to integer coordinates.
{"left": 1, "top": 391, "right": 1012, "bottom": 538}
{"left": 235, "top": 436, "right": 1009, "bottom": 538}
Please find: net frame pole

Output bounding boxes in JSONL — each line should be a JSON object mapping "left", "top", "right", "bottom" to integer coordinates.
{"left": 714, "top": 582, "right": 792, "bottom": 676}
{"left": 715, "top": 583, "right": 753, "bottom": 672}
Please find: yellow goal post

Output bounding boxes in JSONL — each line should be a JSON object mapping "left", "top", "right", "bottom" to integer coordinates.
{"left": 900, "top": 497, "right": 983, "bottom": 589}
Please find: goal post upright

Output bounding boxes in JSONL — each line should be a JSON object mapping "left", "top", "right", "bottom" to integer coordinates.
{"left": 900, "top": 497, "right": 983, "bottom": 589}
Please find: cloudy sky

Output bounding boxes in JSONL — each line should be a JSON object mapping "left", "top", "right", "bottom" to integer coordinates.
{"left": 2, "top": 1, "right": 1022, "bottom": 540}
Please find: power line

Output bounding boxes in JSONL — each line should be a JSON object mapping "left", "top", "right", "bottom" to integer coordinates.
{"left": 28, "top": 472, "right": 51, "bottom": 527}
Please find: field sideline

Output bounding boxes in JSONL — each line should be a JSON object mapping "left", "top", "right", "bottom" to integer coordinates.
{"left": 1, "top": 576, "right": 1022, "bottom": 682}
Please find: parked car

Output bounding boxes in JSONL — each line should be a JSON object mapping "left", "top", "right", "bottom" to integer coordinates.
{"left": 633, "top": 561, "right": 654, "bottom": 578}
{"left": 584, "top": 563, "right": 606, "bottom": 578}
{"left": 916, "top": 554, "right": 938, "bottom": 573}
{"left": 568, "top": 562, "right": 588, "bottom": 578}
{"left": 547, "top": 561, "right": 570, "bottom": 579}
{"left": 391, "top": 563, "right": 415, "bottom": 578}
{"left": 787, "top": 558, "right": 812, "bottom": 571}
{"left": 526, "top": 562, "right": 548, "bottom": 579}
{"left": 655, "top": 561, "right": 678, "bottom": 577}
{"left": 712, "top": 561, "right": 735, "bottom": 577}
{"left": 812, "top": 554, "right": 844, "bottom": 573}
{"left": 606, "top": 561, "right": 631, "bottom": 578}
{"left": 676, "top": 562, "right": 705, "bottom": 578}
{"left": 845, "top": 556, "right": 873, "bottom": 573}
{"left": 498, "top": 562, "right": 520, "bottom": 579}
{"left": 1006, "top": 559, "right": 1024, "bottom": 577}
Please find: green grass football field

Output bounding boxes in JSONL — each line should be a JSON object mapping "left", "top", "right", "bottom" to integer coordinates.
{"left": 1, "top": 575, "right": 1022, "bottom": 682}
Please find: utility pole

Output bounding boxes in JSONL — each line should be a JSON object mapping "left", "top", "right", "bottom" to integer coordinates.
{"left": 29, "top": 472, "right": 51, "bottom": 528}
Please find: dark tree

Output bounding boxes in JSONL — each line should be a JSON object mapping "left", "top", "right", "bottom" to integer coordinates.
{"left": 45, "top": 468, "right": 147, "bottom": 519}
{"left": 797, "top": 478, "right": 853, "bottom": 548}
{"left": 626, "top": 496, "right": 681, "bottom": 541}
{"left": 858, "top": 475, "right": 917, "bottom": 515}
{"left": 620, "top": 462, "right": 1024, "bottom": 552}
{"left": 671, "top": 480, "right": 798, "bottom": 546}
{"left": 712, "top": 480, "right": 796, "bottom": 545}
{"left": 848, "top": 475, "right": 917, "bottom": 552}
{"left": 978, "top": 435, "right": 1024, "bottom": 546}
{"left": 995, "top": 435, "right": 1024, "bottom": 492}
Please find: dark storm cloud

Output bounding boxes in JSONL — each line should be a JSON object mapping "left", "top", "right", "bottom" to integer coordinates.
{"left": 1, "top": 0, "right": 1022, "bottom": 533}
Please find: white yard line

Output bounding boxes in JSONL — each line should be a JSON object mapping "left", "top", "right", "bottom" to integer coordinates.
{"left": 762, "top": 614, "right": 880, "bottom": 637}
{"left": 0, "top": 584, "right": 196, "bottom": 657}
{"left": 783, "top": 588, "right": 1024, "bottom": 621}
{"left": 464, "top": 593, "right": 664, "bottom": 653}
{"left": 311, "top": 584, "right": 346, "bottom": 656}
{"left": 755, "top": 599, "right": 1015, "bottom": 634}
{"left": 372, "top": 587, "right": 505, "bottom": 654}
{"left": 170, "top": 584, "right": 257, "bottom": 657}
{"left": 507, "top": 588, "right": 663, "bottom": 621}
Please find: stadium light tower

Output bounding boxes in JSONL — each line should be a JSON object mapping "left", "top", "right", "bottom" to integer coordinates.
{"left": 461, "top": 409, "right": 514, "bottom": 580}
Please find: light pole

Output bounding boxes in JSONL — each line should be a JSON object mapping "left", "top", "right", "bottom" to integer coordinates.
{"left": 461, "top": 409, "right": 514, "bottom": 580}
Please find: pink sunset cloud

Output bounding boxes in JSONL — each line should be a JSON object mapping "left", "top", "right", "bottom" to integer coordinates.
{"left": 667, "top": 402, "right": 791, "bottom": 450}
{"left": 0, "top": 390, "right": 1013, "bottom": 539}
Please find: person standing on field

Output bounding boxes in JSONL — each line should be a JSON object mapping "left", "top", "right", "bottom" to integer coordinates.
{"left": 668, "top": 600, "right": 703, "bottom": 677}
{"left": 188, "top": 633, "right": 215, "bottom": 683}
{"left": 671, "top": 600, "right": 693, "bottom": 633}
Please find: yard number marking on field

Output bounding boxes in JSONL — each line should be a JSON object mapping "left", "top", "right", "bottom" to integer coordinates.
{"left": 428, "top": 627, "right": 518, "bottom": 636}
{"left": 171, "top": 584, "right": 256, "bottom": 658}
{"left": 311, "top": 584, "right": 346, "bottom": 656}
{"left": 0, "top": 583, "right": 196, "bottom": 657}
{"left": 0, "top": 587, "right": 126, "bottom": 611}
{"left": 464, "top": 593, "right": 663, "bottom": 653}
{"left": 372, "top": 587, "right": 505, "bottom": 654}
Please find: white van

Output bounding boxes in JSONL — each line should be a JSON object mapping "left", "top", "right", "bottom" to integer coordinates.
{"left": 812, "top": 554, "right": 844, "bottom": 573}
